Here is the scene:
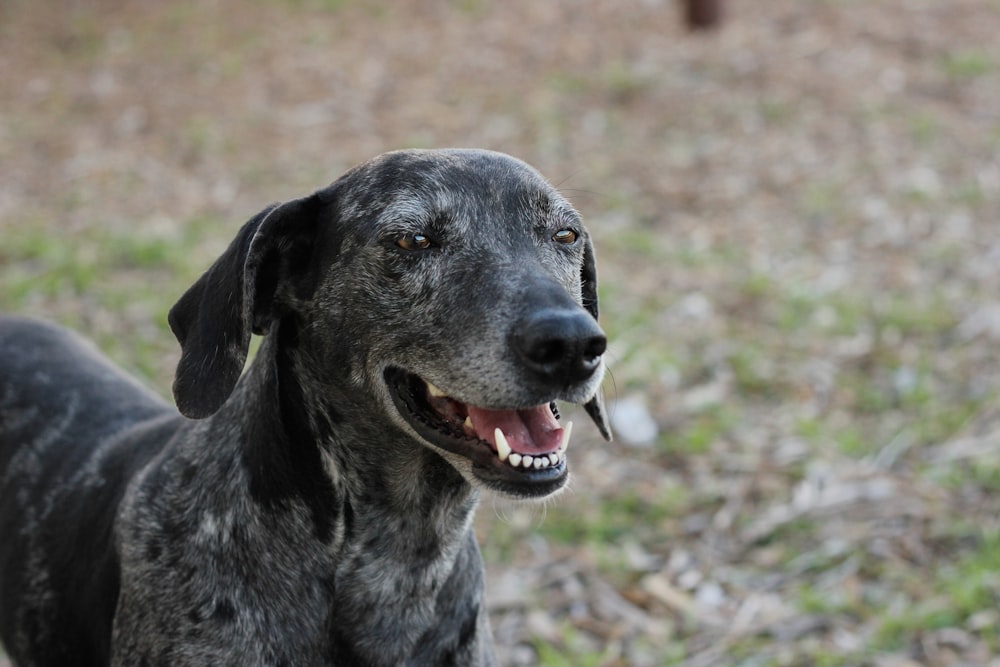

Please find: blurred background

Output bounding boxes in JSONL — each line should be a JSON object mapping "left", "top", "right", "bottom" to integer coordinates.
{"left": 2, "top": 1, "right": 1000, "bottom": 665}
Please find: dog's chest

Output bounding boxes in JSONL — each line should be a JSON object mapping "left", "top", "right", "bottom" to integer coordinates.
{"left": 114, "top": 455, "right": 482, "bottom": 665}
{"left": 325, "top": 542, "right": 484, "bottom": 665}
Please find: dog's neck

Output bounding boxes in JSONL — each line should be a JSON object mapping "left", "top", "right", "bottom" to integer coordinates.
{"left": 229, "top": 320, "right": 480, "bottom": 530}
{"left": 217, "top": 323, "right": 487, "bottom": 661}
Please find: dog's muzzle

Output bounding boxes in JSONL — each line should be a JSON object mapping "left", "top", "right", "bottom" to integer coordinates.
{"left": 384, "top": 367, "right": 585, "bottom": 498}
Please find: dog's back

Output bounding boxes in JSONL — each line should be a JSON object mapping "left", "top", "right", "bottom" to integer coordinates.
{"left": 0, "top": 316, "right": 177, "bottom": 666}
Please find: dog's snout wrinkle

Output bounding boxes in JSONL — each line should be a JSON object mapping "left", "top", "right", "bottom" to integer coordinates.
{"left": 513, "top": 307, "right": 606, "bottom": 386}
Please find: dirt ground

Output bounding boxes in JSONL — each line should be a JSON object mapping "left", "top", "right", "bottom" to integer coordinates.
{"left": 3, "top": 1, "right": 1000, "bottom": 665}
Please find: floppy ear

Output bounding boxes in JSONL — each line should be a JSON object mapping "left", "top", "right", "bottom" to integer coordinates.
{"left": 168, "top": 195, "right": 320, "bottom": 419}
{"left": 581, "top": 233, "right": 612, "bottom": 442}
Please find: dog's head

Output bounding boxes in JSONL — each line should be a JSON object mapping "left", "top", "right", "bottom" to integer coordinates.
{"left": 169, "top": 149, "right": 610, "bottom": 499}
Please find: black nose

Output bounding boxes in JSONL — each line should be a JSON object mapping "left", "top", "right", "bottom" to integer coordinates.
{"left": 513, "top": 308, "right": 607, "bottom": 386}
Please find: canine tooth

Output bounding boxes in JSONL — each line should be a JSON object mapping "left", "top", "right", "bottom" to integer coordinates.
{"left": 548, "top": 453, "right": 559, "bottom": 465}
{"left": 426, "top": 382, "right": 447, "bottom": 398}
{"left": 521, "top": 455, "right": 533, "bottom": 468}
{"left": 558, "top": 421, "right": 573, "bottom": 452}
{"left": 463, "top": 416, "right": 473, "bottom": 430}
{"left": 508, "top": 453, "right": 522, "bottom": 467}
{"left": 533, "top": 457, "right": 545, "bottom": 469}
{"left": 494, "top": 428, "right": 511, "bottom": 462}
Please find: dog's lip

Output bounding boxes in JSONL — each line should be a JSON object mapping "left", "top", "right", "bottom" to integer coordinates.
{"left": 383, "top": 367, "right": 571, "bottom": 487}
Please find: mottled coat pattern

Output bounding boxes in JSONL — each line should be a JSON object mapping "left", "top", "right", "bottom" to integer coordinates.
{"left": 0, "top": 149, "right": 609, "bottom": 666}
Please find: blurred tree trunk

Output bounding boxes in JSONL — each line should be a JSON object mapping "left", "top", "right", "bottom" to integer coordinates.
{"left": 684, "top": 0, "right": 724, "bottom": 30}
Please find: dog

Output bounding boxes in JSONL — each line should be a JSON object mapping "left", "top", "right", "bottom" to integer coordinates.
{"left": 0, "top": 148, "right": 610, "bottom": 666}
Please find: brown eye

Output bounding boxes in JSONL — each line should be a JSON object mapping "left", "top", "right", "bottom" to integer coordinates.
{"left": 552, "top": 229, "right": 578, "bottom": 244}
{"left": 396, "top": 234, "right": 432, "bottom": 251}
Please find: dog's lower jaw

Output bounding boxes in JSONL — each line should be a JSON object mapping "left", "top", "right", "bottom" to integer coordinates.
{"left": 382, "top": 367, "right": 572, "bottom": 499}
{"left": 404, "top": 435, "right": 571, "bottom": 500}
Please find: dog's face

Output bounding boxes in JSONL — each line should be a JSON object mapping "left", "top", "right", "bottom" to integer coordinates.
{"left": 169, "top": 149, "right": 610, "bottom": 499}
{"left": 313, "top": 150, "right": 607, "bottom": 497}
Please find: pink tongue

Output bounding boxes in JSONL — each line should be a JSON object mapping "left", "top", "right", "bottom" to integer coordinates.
{"left": 466, "top": 405, "right": 562, "bottom": 455}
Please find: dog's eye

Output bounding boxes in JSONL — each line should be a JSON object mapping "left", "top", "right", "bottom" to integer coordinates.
{"left": 396, "top": 234, "right": 433, "bottom": 251}
{"left": 552, "top": 229, "right": 578, "bottom": 244}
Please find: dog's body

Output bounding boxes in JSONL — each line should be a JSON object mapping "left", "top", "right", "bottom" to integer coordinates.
{"left": 0, "top": 149, "right": 609, "bottom": 666}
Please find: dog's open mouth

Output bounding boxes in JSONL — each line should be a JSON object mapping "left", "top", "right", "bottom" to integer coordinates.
{"left": 384, "top": 367, "right": 571, "bottom": 495}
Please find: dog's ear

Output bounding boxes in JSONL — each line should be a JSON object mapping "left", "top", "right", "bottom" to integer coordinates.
{"left": 580, "top": 232, "right": 600, "bottom": 322}
{"left": 581, "top": 233, "right": 612, "bottom": 441}
{"left": 168, "top": 195, "right": 320, "bottom": 419}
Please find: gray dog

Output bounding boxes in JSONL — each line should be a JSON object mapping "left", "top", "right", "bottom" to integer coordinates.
{"left": 0, "top": 149, "right": 610, "bottom": 666}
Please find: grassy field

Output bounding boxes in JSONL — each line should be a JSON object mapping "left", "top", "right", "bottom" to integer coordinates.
{"left": 3, "top": 1, "right": 1000, "bottom": 665}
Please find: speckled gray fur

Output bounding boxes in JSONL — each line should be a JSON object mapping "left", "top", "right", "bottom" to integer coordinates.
{"left": 0, "top": 149, "right": 608, "bottom": 666}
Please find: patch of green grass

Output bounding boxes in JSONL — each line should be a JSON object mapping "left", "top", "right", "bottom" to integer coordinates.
{"left": 449, "top": 0, "right": 488, "bottom": 16}
{"left": 660, "top": 405, "right": 736, "bottom": 455}
{"left": 874, "top": 294, "right": 958, "bottom": 338}
{"left": 909, "top": 110, "right": 941, "bottom": 145}
{"left": 258, "top": 0, "right": 365, "bottom": 12}
{"left": 795, "top": 416, "right": 825, "bottom": 442}
{"left": 951, "top": 180, "right": 985, "bottom": 207}
{"left": 799, "top": 181, "right": 844, "bottom": 222}
{"left": 739, "top": 271, "right": 776, "bottom": 301}
{"left": 840, "top": 370, "right": 892, "bottom": 415}
{"left": 728, "top": 345, "right": 780, "bottom": 397}
{"left": 2, "top": 225, "right": 101, "bottom": 303}
{"left": 2, "top": 220, "right": 216, "bottom": 305}
{"left": 533, "top": 623, "right": 612, "bottom": 667}
{"left": 757, "top": 96, "right": 793, "bottom": 125}
{"left": 600, "top": 226, "right": 668, "bottom": 261}
{"left": 834, "top": 425, "right": 869, "bottom": 457}
{"left": 904, "top": 380, "right": 984, "bottom": 448}
{"left": 602, "top": 60, "right": 651, "bottom": 105}
{"left": 181, "top": 116, "right": 227, "bottom": 162}
{"left": 106, "top": 234, "right": 177, "bottom": 269}
{"left": 941, "top": 49, "right": 993, "bottom": 80}
{"left": 874, "top": 530, "right": 1000, "bottom": 652}
{"left": 753, "top": 516, "right": 818, "bottom": 550}
{"left": 308, "top": 0, "right": 352, "bottom": 10}
{"left": 547, "top": 71, "right": 590, "bottom": 97}
{"left": 967, "top": 458, "right": 1000, "bottom": 491}
{"left": 876, "top": 603, "right": 957, "bottom": 652}
{"left": 719, "top": 636, "right": 863, "bottom": 667}
{"left": 548, "top": 58, "right": 653, "bottom": 106}
{"left": 794, "top": 416, "right": 887, "bottom": 459}
{"left": 824, "top": 294, "right": 868, "bottom": 337}
{"left": 1, "top": 213, "right": 226, "bottom": 382}
{"left": 777, "top": 292, "right": 820, "bottom": 333}
{"left": 796, "top": 582, "right": 855, "bottom": 616}
{"left": 540, "top": 482, "right": 688, "bottom": 547}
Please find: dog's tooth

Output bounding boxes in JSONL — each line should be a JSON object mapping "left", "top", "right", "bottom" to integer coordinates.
{"left": 508, "top": 452, "right": 522, "bottom": 467}
{"left": 426, "top": 382, "right": 447, "bottom": 398}
{"left": 548, "top": 453, "right": 559, "bottom": 466}
{"left": 521, "top": 455, "right": 534, "bottom": 468}
{"left": 463, "top": 416, "right": 473, "bottom": 430}
{"left": 558, "top": 421, "right": 573, "bottom": 453}
{"left": 533, "top": 457, "right": 545, "bottom": 469}
{"left": 494, "top": 428, "right": 511, "bottom": 462}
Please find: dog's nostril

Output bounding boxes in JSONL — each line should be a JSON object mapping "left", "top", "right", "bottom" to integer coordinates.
{"left": 527, "top": 338, "right": 568, "bottom": 366}
{"left": 583, "top": 335, "right": 607, "bottom": 362}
